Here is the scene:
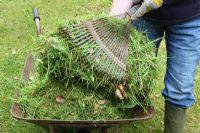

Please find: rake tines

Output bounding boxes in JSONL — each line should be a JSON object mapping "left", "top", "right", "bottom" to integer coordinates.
{"left": 59, "top": 18, "right": 129, "bottom": 80}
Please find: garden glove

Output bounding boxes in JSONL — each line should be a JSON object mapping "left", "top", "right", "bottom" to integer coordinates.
{"left": 128, "top": 0, "right": 163, "bottom": 20}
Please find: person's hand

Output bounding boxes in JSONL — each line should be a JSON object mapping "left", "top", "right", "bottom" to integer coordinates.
{"left": 109, "top": 0, "right": 133, "bottom": 19}
{"left": 128, "top": 0, "right": 163, "bottom": 20}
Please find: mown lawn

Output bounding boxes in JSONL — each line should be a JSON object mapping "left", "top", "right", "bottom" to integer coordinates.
{"left": 0, "top": 0, "right": 200, "bottom": 133}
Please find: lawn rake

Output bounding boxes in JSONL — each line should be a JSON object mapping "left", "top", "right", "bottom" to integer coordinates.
{"left": 11, "top": 8, "right": 155, "bottom": 133}
{"left": 59, "top": 18, "right": 129, "bottom": 80}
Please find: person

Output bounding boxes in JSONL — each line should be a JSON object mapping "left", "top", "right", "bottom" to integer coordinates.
{"left": 110, "top": 0, "right": 200, "bottom": 133}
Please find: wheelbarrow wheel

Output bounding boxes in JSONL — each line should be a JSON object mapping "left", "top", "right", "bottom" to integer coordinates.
{"left": 76, "top": 128, "right": 91, "bottom": 133}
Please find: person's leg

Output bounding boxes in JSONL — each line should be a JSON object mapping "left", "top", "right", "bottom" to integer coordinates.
{"left": 163, "top": 16, "right": 200, "bottom": 133}
{"left": 132, "top": 18, "right": 164, "bottom": 49}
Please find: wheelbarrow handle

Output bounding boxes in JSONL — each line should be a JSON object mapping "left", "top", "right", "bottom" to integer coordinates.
{"left": 33, "top": 8, "right": 41, "bottom": 36}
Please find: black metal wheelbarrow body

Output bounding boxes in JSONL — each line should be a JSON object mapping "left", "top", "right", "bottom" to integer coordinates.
{"left": 10, "top": 8, "right": 155, "bottom": 133}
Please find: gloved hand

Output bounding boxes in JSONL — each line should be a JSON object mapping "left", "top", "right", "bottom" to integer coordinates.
{"left": 110, "top": 0, "right": 163, "bottom": 19}
{"left": 128, "top": 0, "right": 163, "bottom": 20}
{"left": 109, "top": 0, "right": 133, "bottom": 18}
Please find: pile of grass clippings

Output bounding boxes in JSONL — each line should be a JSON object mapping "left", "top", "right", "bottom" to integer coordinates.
{"left": 16, "top": 19, "right": 159, "bottom": 120}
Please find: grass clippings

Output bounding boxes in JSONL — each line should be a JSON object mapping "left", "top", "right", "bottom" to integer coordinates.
{"left": 16, "top": 19, "right": 158, "bottom": 121}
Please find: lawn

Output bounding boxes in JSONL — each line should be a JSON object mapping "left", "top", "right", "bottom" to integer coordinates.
{"left": 0, "top": 0, "right": 200, "bottom": 133}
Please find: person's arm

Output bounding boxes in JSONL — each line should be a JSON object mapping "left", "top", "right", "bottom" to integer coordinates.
{"left": 109, "top": 0, "right": 133, "bottom": 18}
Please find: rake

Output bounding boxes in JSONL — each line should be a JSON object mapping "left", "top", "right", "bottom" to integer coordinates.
{"left": 59, "top": 4, "right": 140, "bottom": 80}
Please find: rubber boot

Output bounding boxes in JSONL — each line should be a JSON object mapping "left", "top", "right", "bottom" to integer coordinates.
{"left": 164, "top": 101, "right": 187, "bottom": 133}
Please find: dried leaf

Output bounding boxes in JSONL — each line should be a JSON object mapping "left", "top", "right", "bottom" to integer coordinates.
{"left": 118, "top": 84, "right": 125, "bottom": 92}
{"left": 118, "top": 84, "right": 127, "bottom": 99}
{"left": 98, "top": 99, "right": 107, "bottom": 105}
{"left": 56, "top": 96, "right": 65, "bottom": 104}
{"left": 115, "top": 89, "right": 124, "bottom": 100}
{"left": 93, "top": 104, "right": 99, "bottom": 114}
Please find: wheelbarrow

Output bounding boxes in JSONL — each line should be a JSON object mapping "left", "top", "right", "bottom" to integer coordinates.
{"left": 10, "top": 8, "right": 155, "bottom": 133}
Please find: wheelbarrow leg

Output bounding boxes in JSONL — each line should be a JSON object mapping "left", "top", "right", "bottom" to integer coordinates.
{"left": 76, "top": 128, "right": 91, "bottom": 133}
{"left": 48, "top": 125, "right": 55, "bottom": 133}
{"left": 101, "top": 128, "right": 109, "bottom": 133}
{"left": 112, "top": 126, "right": 119, "bottom": 133}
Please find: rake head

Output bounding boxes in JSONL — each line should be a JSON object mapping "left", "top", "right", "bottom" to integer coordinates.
{"left": 59, "top": 18, "right": 130, "bottom": 80}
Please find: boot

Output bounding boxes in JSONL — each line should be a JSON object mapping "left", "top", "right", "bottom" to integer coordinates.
{"left": 164, "top": 101, "right": 187, "bottom": 133}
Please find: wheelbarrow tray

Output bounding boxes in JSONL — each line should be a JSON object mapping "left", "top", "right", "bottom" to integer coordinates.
{"left": 11, "top": 55, "right": 155, "bottom": 132}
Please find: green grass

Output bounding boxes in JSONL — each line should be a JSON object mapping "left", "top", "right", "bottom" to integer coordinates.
{"left": 0, "top": 0, "right": 200, "bottom": 132}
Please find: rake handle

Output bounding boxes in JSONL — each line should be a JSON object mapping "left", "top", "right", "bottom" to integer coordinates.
{"left": 33, "top": 8, "right": 41, "bottom": 36}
